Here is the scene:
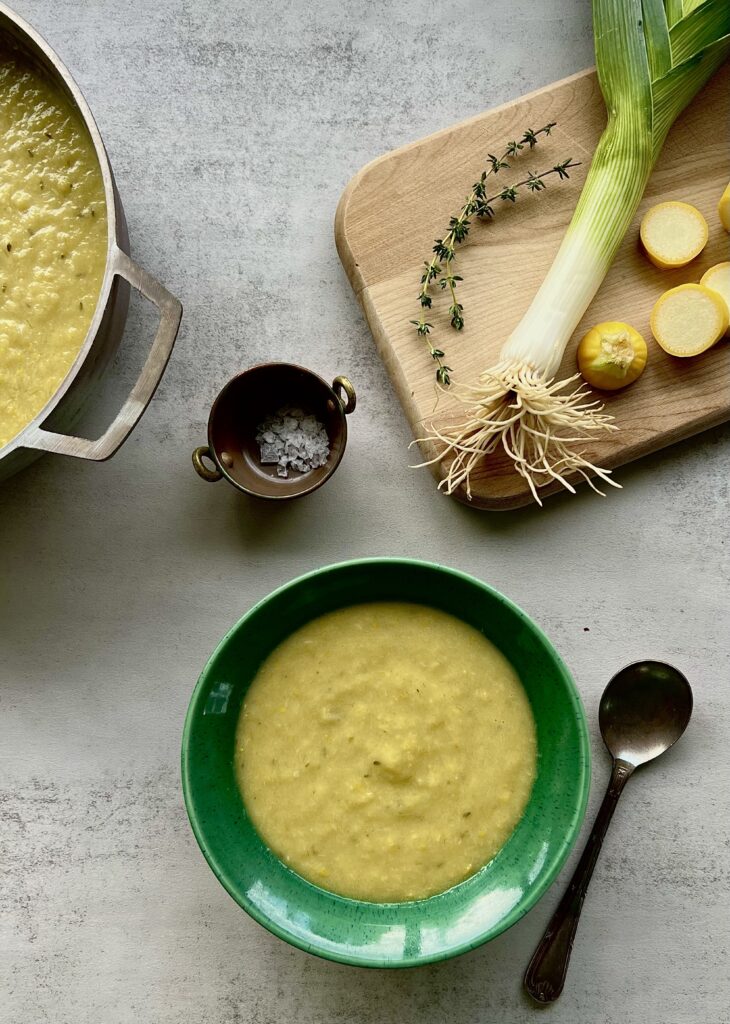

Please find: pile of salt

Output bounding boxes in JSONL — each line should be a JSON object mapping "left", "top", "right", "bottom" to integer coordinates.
{"left": 256, "top": 406, "right": 330, "bottom": 478}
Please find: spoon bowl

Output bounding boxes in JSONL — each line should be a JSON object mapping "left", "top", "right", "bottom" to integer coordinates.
{"left": 600, "top": 660, "right": 693, "bottom": 767}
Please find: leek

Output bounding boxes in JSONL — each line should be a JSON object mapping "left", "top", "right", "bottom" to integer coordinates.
{"left": 426, "top": 0, "right": 730, "bottom": 504}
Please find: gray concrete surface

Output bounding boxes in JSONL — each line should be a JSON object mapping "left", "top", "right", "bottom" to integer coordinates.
{"left": 2, "top": 1, "right": 729, "bottom": 1021}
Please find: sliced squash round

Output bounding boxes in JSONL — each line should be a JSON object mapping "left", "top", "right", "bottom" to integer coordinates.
{"left": 700, "top": 262, "right": 730, "bottom": 337}
{"left": 719, "top": 183, "right": 730, "bottom": 232}
{"left": 650, "top": 283, "right": 728, "bottom": 357}
{"left": 640, "top": 201, "right": 708, "bottom": 269}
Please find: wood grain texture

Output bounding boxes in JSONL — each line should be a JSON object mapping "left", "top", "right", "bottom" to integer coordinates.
{"left": 335, "top": 67, "right": 730, "bottom": 509}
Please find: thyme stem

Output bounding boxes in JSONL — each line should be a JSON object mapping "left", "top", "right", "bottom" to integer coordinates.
{"left": 408, "top": 318, "right": 452, "bottom": 385}
{"left": 412, "top": 123, "right": 580, "bottom": 385}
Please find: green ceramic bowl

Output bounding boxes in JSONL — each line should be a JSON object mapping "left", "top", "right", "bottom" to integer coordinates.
{"left": 181, "top": 559, "right": 590, "bottom": 968}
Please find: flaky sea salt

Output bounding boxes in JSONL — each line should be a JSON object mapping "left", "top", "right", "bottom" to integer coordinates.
{"left": 255, "top": 406, "right": 330, "bottom": 478}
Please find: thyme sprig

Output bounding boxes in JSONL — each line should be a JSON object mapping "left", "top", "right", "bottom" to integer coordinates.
{"left": 408, "top": 319, "right": 452, "bottom": 385}
{"left": 412, "top": 123, "right": 579, "bottom": 384}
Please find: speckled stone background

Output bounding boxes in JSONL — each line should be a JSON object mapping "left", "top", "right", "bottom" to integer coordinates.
{"left": 2, "top": 1, "right": 729, "bottom": 1021}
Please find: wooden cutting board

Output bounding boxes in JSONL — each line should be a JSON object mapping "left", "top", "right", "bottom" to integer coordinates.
{"left": 335, "top": 66, "right": 730, "bottom": 509}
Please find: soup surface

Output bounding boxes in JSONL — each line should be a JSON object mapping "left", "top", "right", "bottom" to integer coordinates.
{"left": 0, "top": 44, "right": 107, "bottom": 448}
{"left": 235, "top": 602, "right": 537, "bottom": 902}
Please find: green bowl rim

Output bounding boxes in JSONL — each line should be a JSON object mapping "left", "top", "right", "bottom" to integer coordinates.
{"left": 181, "top": 557, "right": 591, "bottom": 968}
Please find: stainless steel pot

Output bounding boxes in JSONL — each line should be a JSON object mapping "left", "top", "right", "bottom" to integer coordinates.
{"left": 0, "top": 3, "right": 182, "bottom": 482}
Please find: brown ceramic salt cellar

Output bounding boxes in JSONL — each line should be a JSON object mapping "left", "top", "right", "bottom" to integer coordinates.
{"left": 192, "top": 363, "right": 356, "bottom": 500}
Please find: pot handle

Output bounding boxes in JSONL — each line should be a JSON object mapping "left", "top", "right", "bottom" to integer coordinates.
{"left": 24, "top": 247, "right": 182, "bottom": 462}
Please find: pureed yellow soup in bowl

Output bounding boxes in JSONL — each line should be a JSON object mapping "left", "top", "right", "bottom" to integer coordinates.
{"left": 0, "top": 42, "right": 107, "bottom": 449}
{"left": 236, "top": 602, "right": 537, "bottom": 902}
{"left": 182, "top": 559, "right": 591, "bottom": 968}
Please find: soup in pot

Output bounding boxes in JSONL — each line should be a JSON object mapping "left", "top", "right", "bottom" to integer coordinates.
{"left": 0, "top": 43, "right": 107, "bottom": 448}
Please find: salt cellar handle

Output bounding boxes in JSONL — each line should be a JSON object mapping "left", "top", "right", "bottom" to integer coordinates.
{"left": 332, "top": 376, "right": 356, "bottom": 414}
{"left": 192, "top": 445, "right": 223, "bottom": 482}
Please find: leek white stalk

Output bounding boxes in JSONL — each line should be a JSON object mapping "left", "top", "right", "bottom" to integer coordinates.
{"left": 425, "top": 0, "right": 730, "bottom": 503}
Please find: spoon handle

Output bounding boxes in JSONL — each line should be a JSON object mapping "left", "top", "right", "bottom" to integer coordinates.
{"left": 524, "top": 758, "right": 634, "bottom": 1003}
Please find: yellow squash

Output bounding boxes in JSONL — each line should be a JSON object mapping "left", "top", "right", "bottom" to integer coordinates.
{"left": 640, "top": 201, "right": 708, "bottom": 269}
{"left": 577, "top": 321, "right": 648, "bottom": 390}
{"left": 650, "top": 283, "right": 728, "bottom": 357}
{"left": 719, "top": 183, "right": 730, "bottom": 232}
{"left": 700, "top": 263, "right": 730, "bottom": 336}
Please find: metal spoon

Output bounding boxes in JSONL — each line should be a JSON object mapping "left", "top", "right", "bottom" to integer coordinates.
{"left": 524, "top": 660, "right": 693, "bottom": 1004}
